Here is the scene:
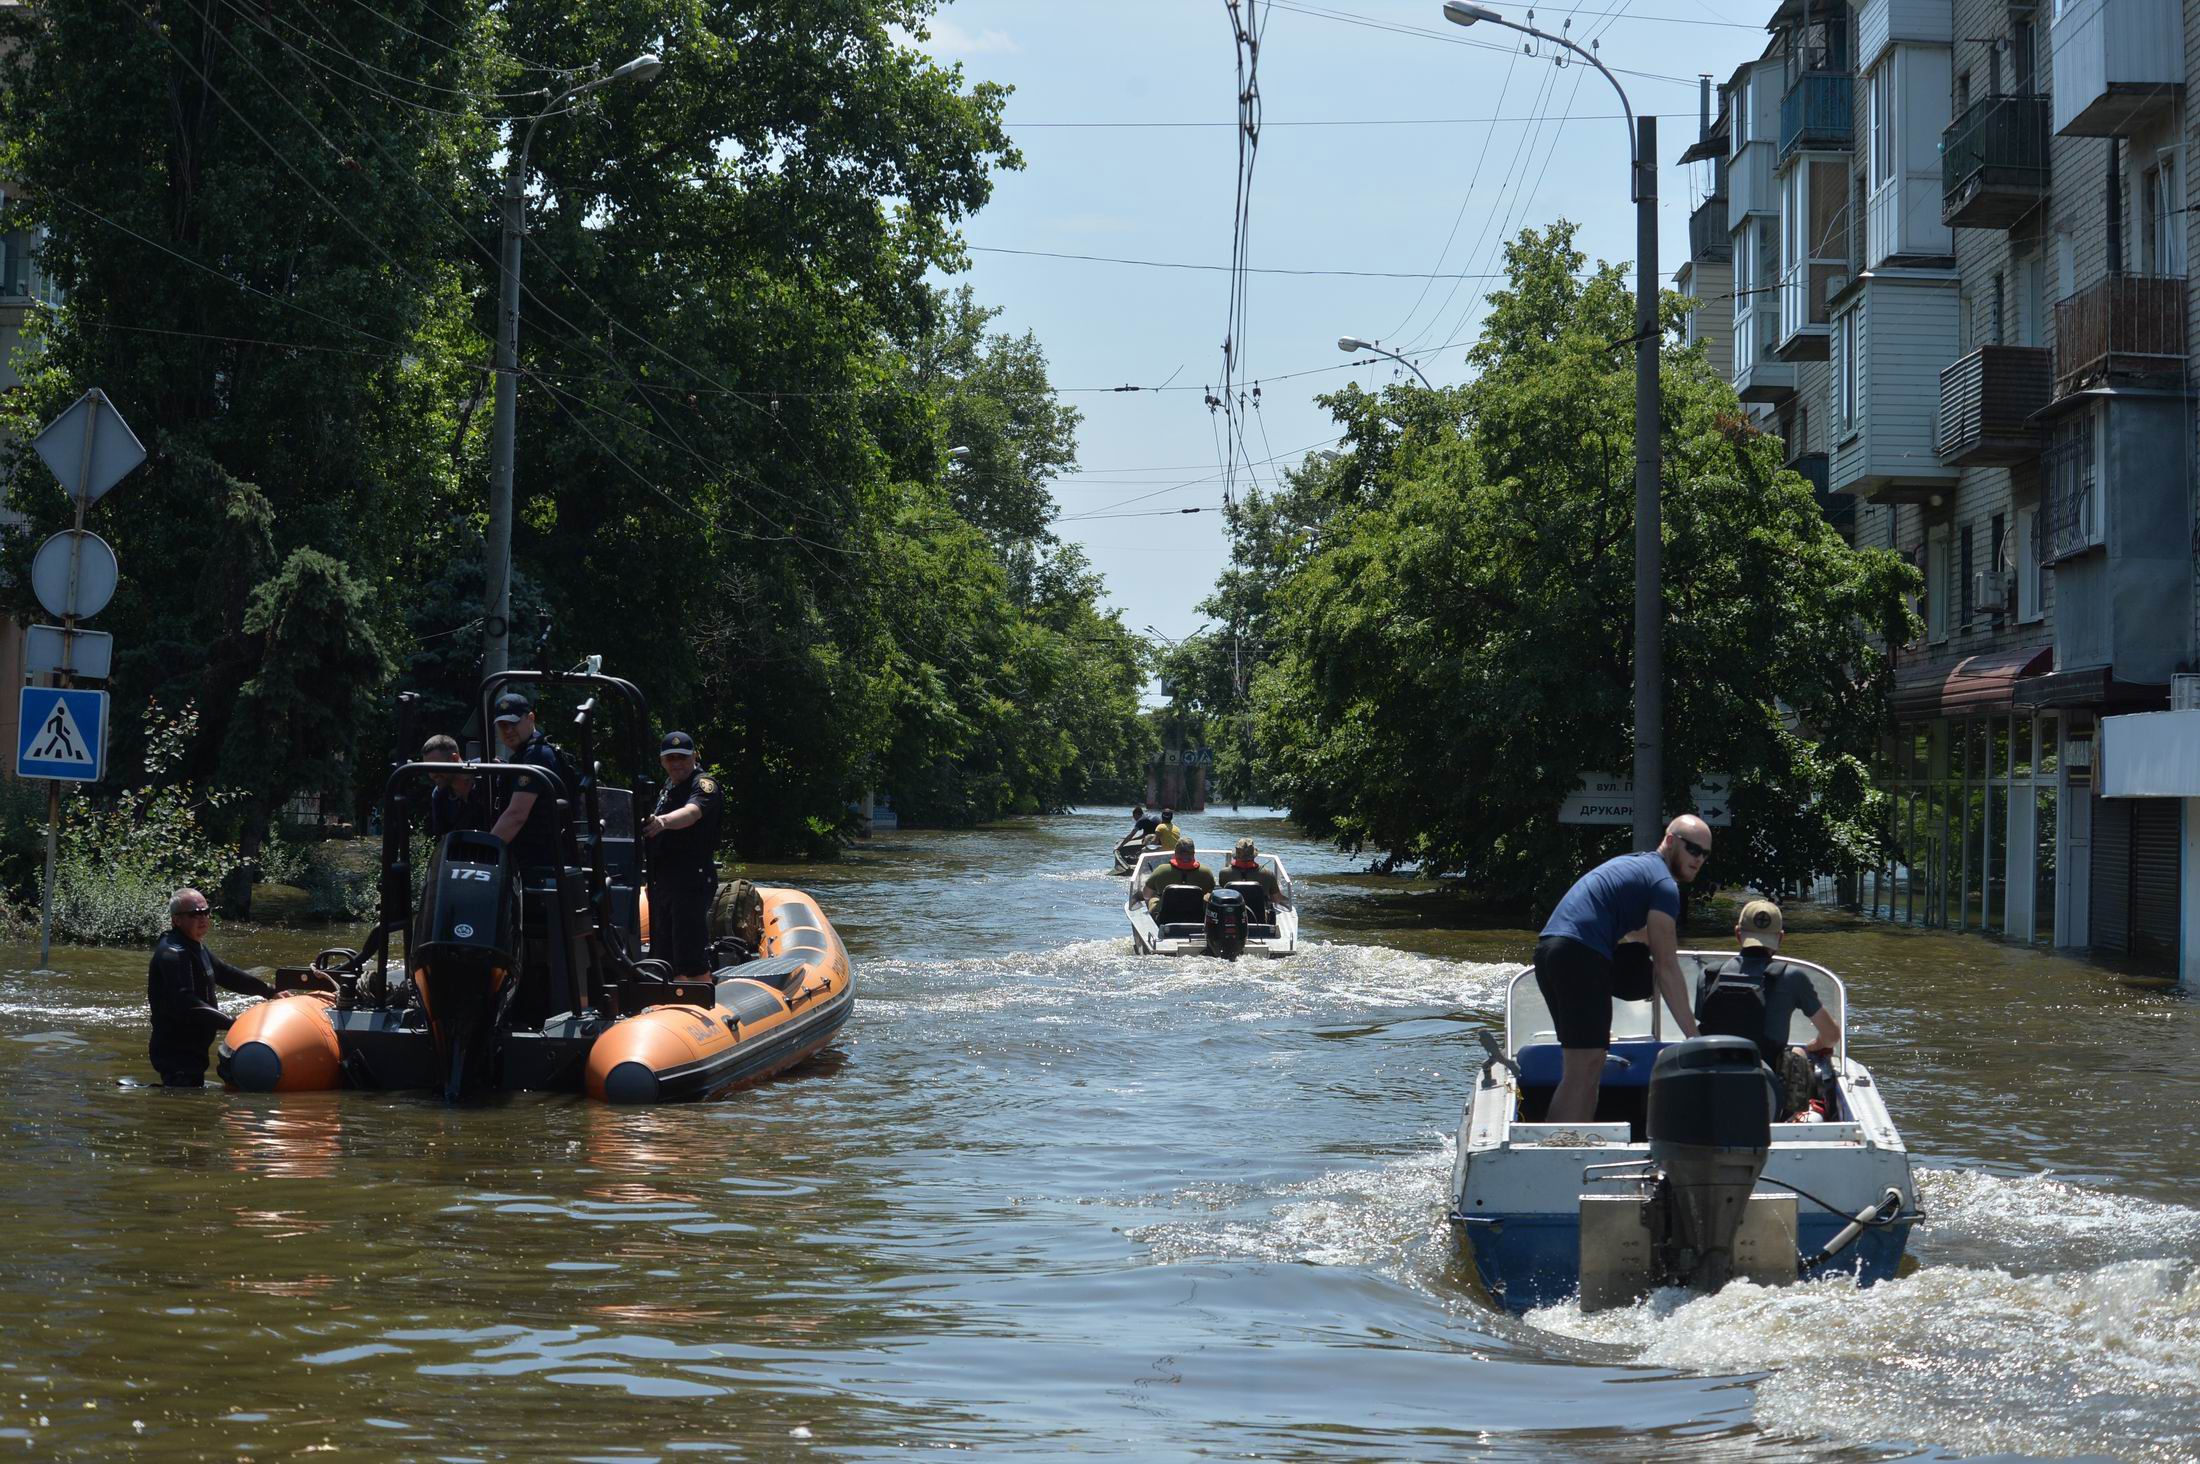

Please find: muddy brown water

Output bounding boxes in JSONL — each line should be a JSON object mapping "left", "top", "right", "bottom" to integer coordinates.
{"left": 3, "top": 808, "right": 2197, "bottom": 1460}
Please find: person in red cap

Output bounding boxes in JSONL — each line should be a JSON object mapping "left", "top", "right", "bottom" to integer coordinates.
{"left": 1142, "top": 836, "right": 1215, "bottom": 913}
{"left": 642, "top": 730, "right": 723, "bottom": 975}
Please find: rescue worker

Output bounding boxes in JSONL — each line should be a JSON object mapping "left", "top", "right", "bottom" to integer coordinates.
{"left": 1219, "top": 838, "right": 1280, "bottom": 903}
{"left": 487, "top": 692, "right": 568, "bottom": 875}
{"left": 1151, "top": 806, "right": 1184, "bottom": 850}
{"left": 1143, "top": 836, "right": 1215, "bottom": 912}
{"left": 146, "top": 887, "right": 273, "bottom": 1086}
{"left": 1127, "top": 805, "right": 1162, "bottom": 839}
{"left": 642, "top": 731, "right": 724, "bottom": 976}
{"left": 422, "top": 733, "right": 488, "bottom": 839}
{"left": 1696, "top": 899, "right": 1841, "bottom": 1120}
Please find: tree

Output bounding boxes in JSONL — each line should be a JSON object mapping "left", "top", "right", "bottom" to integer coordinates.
{"left": 1254, "top": 223, "right": 1917, "bottom": 904}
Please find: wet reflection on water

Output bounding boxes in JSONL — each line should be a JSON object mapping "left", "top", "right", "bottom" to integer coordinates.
{"left": 1, "top": 807, "right": 2195, "bottom": 1459}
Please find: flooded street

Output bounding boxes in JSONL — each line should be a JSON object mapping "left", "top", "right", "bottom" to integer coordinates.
{"left": 5, "top": 807, "right": 2199, "bottom": 1460}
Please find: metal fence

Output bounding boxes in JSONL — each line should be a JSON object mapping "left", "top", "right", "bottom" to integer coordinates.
{"left": 2052, "top": 273, "right": 2187, "bottom": 397}
{"left": 1780, "top": 71, "right": 1853, "bottom": 160}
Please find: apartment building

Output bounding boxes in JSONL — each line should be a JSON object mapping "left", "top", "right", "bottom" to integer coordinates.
{"left": 1677, "top": 0, "right": 2200, "bottom": 980}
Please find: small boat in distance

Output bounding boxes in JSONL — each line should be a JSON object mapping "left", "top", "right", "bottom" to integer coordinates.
{"left": 1450, "top": 952, "right": 1918, "bottom": 1313}
{"left": 1124, "top": 848, "right": 1298, "bottom": 958}
{"left": 1111, "top": 832, "right": 1152, "bottom": 875}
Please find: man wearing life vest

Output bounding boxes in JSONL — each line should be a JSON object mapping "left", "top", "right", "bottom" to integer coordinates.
{"left": 1695, "top": 899, "right": 1841, "bottom": 1119}
{"left": 1221, "top": 838, "right": 1279, "bottom": 902}
{"left": 1143, "top": 836, "right": 1215, "bottom": 912}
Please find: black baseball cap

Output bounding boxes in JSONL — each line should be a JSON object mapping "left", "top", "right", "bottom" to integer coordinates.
{"left": 492, "top": 692, "right": 532, "bottom": 724}
{"left": 659, "top": 731, "right": 696, "bottom": 755}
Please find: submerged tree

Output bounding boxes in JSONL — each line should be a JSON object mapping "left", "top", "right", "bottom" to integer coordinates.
{"left": 1254, "top": 223, "right": 1917, "bottom": 904}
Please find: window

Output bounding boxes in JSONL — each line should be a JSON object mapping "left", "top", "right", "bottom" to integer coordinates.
{"left": 1959, "top": 523, "right": 1975, "bottom": 629}
{"left": 1990, "top": 512, "right": 2008, "bottom": 615}
{"left": 2013, "top": 18, "right": 2037, "bottom": 93}
{"left": 1837, "top": 309, "right": 1858, "bottom": 428}
{"left": 1990, "top": 273, "right": 2005, "bottom": 346}
{"left": 1956, "top": 71, "right": 1971, "bottom": 117}
{"left": 2143, "top": 154, "right": 2183, "bottom": 275}
{"left": 1869, "top": 64, "right": 1896, "bottom": 190}
{"left": 1926, "top": 522, "right": 1952, "bottom": 641}
{"left": 2014, "top": 506, "right": 2043, "bottom": 621}
{"left": 2041, "top": 411, "right": 2101, "bottom": 560}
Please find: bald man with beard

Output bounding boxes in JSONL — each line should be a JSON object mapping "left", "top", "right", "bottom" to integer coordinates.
{"left": 1532, "top": 815, "right": 1712, "bottom": 1123}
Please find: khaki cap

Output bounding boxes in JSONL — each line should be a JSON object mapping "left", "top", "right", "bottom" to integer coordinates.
{"left": 1737, "top": 898, "right": 1784, "bottom": 949}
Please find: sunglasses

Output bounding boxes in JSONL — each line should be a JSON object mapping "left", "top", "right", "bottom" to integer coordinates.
{"left": 1678, "top": 837, "right": 1711, "bottom": 861}
{"left": 180, "top": 905, "right": 212, "bottom": 917}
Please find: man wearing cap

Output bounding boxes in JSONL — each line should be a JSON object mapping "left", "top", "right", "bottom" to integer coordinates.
{"left": 487, "top": 692, "right": 568, "bottom": 873}
{"left": 642, "top": 731, "right": 723, "bottom": 976}
{"left": 422, "top": 734, "right": 489, "bottom": 839}
{"left": 146, "top": 887, "right": 276, "bottom": 1086}
{"left": 1220, "top": 838, "right": 1280, "bottom": 906}
{"left": 1534, "top": 815, "right": 1711, "bottom": 1123}
{"left": 1696, "top": 899, "right": 1840, "bottom": 1119}
{"left": 1142, "top": 836, "right": 1215, "bottom": 912}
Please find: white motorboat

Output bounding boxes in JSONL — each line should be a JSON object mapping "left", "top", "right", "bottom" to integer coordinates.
{"left": 1449, "top": 951, "right": 1920, "bottom": 1313}
{"left": 1124, "top": 849, "right": 1299, "bottom": 958}
{"left": 1110, "top": 832, "right": 1153, "bottom": 876}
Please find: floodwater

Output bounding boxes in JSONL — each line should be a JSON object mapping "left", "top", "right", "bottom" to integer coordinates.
{"left": 4, "top": 807, "right": 2198, "bottom": 1461}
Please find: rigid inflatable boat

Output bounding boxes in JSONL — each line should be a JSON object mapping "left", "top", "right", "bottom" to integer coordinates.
{"left": 217, "top": 667, "right": 853, "bottom": 1103}
{"left": 1450, "top": 953, "right": 1918, "bottom": 1312}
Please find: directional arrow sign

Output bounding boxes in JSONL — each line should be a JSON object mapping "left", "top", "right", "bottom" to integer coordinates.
{"left": 17, "top": 687, "right": 106, "bottom": 782}
{"left": 32, "top": 388, "right": 145, "bottom": 505}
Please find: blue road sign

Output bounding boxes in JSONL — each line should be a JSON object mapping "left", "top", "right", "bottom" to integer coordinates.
{"left": 17, "top": 687, "right": 106, "bottom": 782}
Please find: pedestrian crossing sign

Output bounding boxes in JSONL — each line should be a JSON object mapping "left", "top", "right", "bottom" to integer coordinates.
{"left": 17, "top": 687, "right": 106, "bottom": 782}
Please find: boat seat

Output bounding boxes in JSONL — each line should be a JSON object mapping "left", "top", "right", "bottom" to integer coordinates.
{"left": 1223, "top": 880, "right": 1272, "bottom": 921}
{"left": 1152, "top": 884, "right": 1210, "bottom": 926}
{"left": 1512, "top": 1038, "right": 1667, "bottom": 1090}
{"left": 719, "top": 953, "right": 809, "bottom": 995}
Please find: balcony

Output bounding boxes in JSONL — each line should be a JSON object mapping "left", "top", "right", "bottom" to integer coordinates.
{"left": 1734, "top": 308, "right": 1796, "bottom": 402}
{"left": 1689, "top": 197, "right": 1731, "bottom": 263}
{"left": 1936, "top": 346, "right": 2052, "bottom": 466}
{"left": 2052, "top": 274, "right": 2188, "bottom": 398}
{"left": 2050, "top": 0, "right": 2184, "bottom": 138}
{"left": 1779, "top": 72, "right": 1854, "bottom": 162}
{"left": 1775, "top": 259, "right": 1842, "bottom": 361}
{"left": 1942, "top": 95, "right": 2051, "bottom": 229}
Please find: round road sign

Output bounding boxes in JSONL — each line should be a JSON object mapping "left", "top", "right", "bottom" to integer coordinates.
{"left": 31, "top": 530, "right": 119, "bottom": 621}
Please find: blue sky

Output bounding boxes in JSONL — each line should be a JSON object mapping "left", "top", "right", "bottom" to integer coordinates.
{"left": 909, "top": 0, "right": 1772, "bottom": 651}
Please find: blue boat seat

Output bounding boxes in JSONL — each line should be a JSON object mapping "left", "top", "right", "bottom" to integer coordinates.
{"left": 1513, "top": 1038, "right": 1668, "bottom": 1090}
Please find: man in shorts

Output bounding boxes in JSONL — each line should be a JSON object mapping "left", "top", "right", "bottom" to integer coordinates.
{"left": 1532, "top": 814, "right": 1712, "bottom": 1122}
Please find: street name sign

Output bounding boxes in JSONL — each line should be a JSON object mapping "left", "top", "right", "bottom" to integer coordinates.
{"left": 1558, "top": 772, "right": 1735, "bottom": 827}
{"left": 32, "top": 388, "right": 145, "bottom": 505}
{"left": 25, "top": 625, "right": 113, "bottom": 680}
{"left": 30, "top": 530, "right": 119, "bottom": 621}
{"left": 17, "top": 687, "right": 106, "bottom": 782}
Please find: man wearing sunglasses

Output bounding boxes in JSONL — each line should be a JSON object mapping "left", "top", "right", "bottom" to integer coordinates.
{"left": 1533, "top": 815, "right": 1713, "bottom": 1123}
{"left": 146, "top": 888, "right": 274, "bottom": 1087}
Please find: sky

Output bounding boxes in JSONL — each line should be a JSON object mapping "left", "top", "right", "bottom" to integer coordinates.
{"left": 907, "top": 0, "right": 1775, "bottom": 650}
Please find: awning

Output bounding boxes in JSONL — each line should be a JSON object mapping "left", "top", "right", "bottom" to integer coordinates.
{"left": 1678, "top": 132, "right": 1726, "bottom": 165}
{"left": 2014, "top": 664, "right": 2169, "bottom": 710}
{"left": 1889, "top": 644, "right": 2052, "bottom": 722}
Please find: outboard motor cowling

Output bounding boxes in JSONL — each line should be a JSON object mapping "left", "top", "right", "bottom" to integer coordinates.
{"left": 412, "top": 831, "right": 523, "bottom": 1099}
{"left": 1645, "top": 1036, "right": 1775, "bottom": 1291}
{"left": 1204, "top": 886, "right": 1249, "bottom": 960}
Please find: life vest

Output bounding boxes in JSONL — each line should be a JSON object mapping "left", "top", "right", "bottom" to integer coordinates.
{"left": 1229, "top": 859, "right": 1260, "bottom": 875}
{"left": 1696, "top": 955, "right": 1781, "bottom": 1067}
{"left": 1170, "top": 857, "right": 1201, "bottom": 872}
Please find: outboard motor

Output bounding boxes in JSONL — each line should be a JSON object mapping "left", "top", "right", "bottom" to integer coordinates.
{"left": 411, "top": 830, "right": 523, "bottom": 1099}
{"left": 1644, "top": 1036, "right": 1774, "bottom": 1291}
{"left": 1204, "top": 885, "right": 1250, "bottom": 960}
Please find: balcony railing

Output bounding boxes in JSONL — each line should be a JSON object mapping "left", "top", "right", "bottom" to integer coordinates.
{"left": 2052, "top": 274, "right": 2188, "bottom": 397}
{"left": 1941, "top": 94, "right": 2051, "bottom": 229}
{"left": 1936, "top": 346, "right": 2052, "bottom": 465}
{"left": 1780, "top": 72, "right": 1854, "bottom": 161}
{"left": 1689, "top": 196, "right": 1732, "bottom": 262}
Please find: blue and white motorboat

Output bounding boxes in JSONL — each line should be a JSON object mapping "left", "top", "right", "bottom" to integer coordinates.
{"left": 1449, "top": 952, "right": 1920, "bottom": 1313}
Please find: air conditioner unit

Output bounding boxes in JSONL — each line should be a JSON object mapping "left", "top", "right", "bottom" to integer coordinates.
{"left": 1971, "top": 570, "right": 2011, "bottom": 615}
{"left": 2173, "top": 674, "right": 2200, "bottom": 712}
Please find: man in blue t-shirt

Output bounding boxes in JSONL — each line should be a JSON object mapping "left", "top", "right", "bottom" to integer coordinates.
{"left": 1532, "top": 814, "right": 1712, "bottom": 1122}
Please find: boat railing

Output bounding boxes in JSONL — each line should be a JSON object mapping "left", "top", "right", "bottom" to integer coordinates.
{"left": 1501, "top": 951, "right": 1847, "bottom": 1071}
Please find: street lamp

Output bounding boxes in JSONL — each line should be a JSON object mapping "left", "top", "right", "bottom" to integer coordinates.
{"left": 1443, "top": 1, "right": 1664, "bottom": 851}
{"left": 1336, "top": 335, "right": 1435, "bottom": 390}
{"left": 483, "top": 52, "right": 664, "bottom": 679}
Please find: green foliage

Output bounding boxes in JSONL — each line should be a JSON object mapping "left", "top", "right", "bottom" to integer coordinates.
{"left": 51, "top": 701, "right": 244, "bottom": 945}
{"left": 1245, "top": 223, "right": 1919, "bottom": 904}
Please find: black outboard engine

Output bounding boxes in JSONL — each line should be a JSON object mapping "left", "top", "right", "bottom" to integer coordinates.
{"left": 411, "top": 831, "right": 523, "bottom": 1100}
{"left": 1204, "top": 886, "right": 1250, "bottom": 960}
{"left": 1644, "top": 1036, "right": 1774, "bottom": 1290}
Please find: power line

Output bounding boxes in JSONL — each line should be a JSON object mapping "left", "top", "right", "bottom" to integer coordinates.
{"left": 1263, "top": 0, "right": 1707, "bottom": 86}
{"left": 969, "top": 244, "right": 1521, "bottom": 279}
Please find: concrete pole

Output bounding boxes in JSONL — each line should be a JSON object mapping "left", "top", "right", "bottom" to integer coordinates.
{"left": 1633, "top": 115, "right": 1663, "bottom": 852}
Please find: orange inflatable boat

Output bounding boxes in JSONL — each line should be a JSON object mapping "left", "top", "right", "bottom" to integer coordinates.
{"left": 216, "top": 668, "right": 854, "bottom": 1103}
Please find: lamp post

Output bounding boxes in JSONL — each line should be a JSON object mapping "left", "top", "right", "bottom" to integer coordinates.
{"left": 1336, "top": 335, "right": 1435, "bottom": 389}
{"left": 483, "top": 52, "right": 664, "bottom": 679}
{"left": 1444, "top": 2, "right": 1663, "bottom": 851}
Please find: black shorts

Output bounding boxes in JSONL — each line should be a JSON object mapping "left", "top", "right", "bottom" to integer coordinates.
{"left": 1533, "top": 934, "right": 1614, "bottom": 1050}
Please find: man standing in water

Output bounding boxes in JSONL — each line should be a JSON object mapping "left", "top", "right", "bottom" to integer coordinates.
{"left": 146, "top": 888, "right": 274, "bottom": 1086}
{"left": 1534, "top": 815, "right": 1711, "bottom": 1123}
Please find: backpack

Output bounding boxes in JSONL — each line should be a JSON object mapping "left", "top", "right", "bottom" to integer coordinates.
{"left": 709, "top": 878, "right": 767, "bottom": 958}
{"left": 1696, "top": 955, "right": 1779, "bottom": 1065}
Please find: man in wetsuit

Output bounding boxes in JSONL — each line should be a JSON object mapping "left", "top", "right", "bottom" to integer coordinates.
{"left": 422, "top": 733, "right": 489, "bottom": 839}
{"left": 1142, "top": 836, "right": 1216, "bottom": 913}
{"left": 642, "top": 730, "right": 724, "bottom": 976}
{"left": 1534, "top": 815, "right": 1711, "bottom": 1123}
{"left": 146, "top": 887, "right": 273, "bottom": 1086}
{"left": 487, "top": 692, "right": 568, "bottom": 875}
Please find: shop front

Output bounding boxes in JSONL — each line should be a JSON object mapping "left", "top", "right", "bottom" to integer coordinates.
{"left": 2099, "top": 709, "right": 2200, "bottom": 986}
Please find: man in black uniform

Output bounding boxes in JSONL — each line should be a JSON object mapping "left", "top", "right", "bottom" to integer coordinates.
{"left": 487, "top": 692, "right": 568, "bottom": 874}
{"left": 146, "top": 887, "right": 274, "bottom": 1086}
{"left": 643, "top": 731, "right": 723, "bottom": 975}
{"left": 422, "top": 733, "right": 489, "bottom": 839}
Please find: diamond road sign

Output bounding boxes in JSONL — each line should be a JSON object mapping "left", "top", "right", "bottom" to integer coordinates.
{"left": 17, "top": 687, "right": 106, "bottom": 782}
{"left": 32, "top": 389, "right": 145, "bottom": 505}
